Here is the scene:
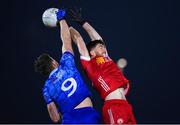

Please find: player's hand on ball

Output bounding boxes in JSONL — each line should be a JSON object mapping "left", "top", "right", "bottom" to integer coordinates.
{"left": 56, "top": 9, "right": 66, "bottom": 21}
{"left": 42, "top": 8, "right": 66, "bottom": 28}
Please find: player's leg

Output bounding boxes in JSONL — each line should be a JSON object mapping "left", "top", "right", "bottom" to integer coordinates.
{"left": 103, "top": 99, "right": 136, "bottom": 124}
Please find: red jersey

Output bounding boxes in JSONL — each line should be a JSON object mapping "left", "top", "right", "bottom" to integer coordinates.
{"left": 80, "top": 56, "right": 130, "bottom": 99}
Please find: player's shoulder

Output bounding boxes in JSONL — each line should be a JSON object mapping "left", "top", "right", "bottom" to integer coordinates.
{"left": 80, "top": 55, "right": 91, "bottom": 61}
{"left": 44, "top": 73, "right": 56, "bottom": 87}
{"left": 42, "top": 81, "right": 49, "bottom": 93}
{"left": 61, "top": 51, "right": 75, "bottom": 64}
{"left": 63, "top": 51, "right": 74, "bottom": 57}
{"left": 44, "top": 79, "right": 50, "bottom": 88}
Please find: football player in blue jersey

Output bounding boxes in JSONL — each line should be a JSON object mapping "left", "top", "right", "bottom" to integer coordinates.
{"left": 34, "top": 9, "right": 100, "bottom": 124}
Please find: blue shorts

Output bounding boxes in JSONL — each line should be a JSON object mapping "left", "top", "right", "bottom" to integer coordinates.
{"left": 62, "top": 107, "right": 101, "bottom": 124}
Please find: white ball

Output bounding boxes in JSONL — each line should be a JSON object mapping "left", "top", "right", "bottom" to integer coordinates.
{"left": 42, "top": 8, "right": 59, "bottom": 28}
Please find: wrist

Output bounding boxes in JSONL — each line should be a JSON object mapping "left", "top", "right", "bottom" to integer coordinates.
{"left": 82, "top": 21, "right": 88, "bottom": 27}
{"left": 78, "top": 20, "right": 86, "bottom": 26}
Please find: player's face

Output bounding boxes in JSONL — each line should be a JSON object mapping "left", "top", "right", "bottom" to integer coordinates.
{"left": 92, "top": 43, "right": 107, "bottom": 57}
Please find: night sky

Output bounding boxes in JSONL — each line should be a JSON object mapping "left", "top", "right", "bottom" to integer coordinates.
{"left": 1, "top": 0, "right": 180, "bottom": 123}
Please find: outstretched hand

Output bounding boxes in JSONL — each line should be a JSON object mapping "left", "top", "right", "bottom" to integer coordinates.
{"left": 68, "top": 8, "right": 86, "bottom": 25}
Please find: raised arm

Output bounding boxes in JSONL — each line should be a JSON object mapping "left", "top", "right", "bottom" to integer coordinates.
{"left": 59, "top": 20, "right": 74, "bottom": 54}
{"left": 68, "top": 8, "right": 102, "bottom": 41}
{"left": 69, "top": 27, "right": 90, "bottom": 58}
{"left": 56, "top": 10, "right": 74, "bottom": 54}
{"left": 82, "top": 22, "right": 102, "bottom": 41}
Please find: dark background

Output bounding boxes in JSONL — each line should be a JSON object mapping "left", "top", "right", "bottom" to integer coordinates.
{"left": 1, "top": 0, "right": 180, "bottom": 123}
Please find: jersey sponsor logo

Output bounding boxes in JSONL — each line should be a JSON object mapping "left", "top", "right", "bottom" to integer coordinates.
{"left": 61, "top": 77, "right": 77, "bottom": 97}
{"left": 98, "top": 76, "right": 110, "bottom": 92}
{"left": 96, "top": 57, "right": 105, "bottom": 65}
{"left": 56, "top": 70, "right": 65, "bottom": 79}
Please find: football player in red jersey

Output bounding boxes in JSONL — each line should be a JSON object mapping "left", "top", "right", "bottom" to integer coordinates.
{"left": 68, "top": 8, "right": 136, "bottom": 124}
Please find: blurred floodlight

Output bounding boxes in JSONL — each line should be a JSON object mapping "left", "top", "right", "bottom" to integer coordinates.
{"left": 117, "top": 58, "right": 127, "bottom": 69}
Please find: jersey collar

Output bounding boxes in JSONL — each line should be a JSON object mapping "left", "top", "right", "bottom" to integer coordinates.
{"left": 49, "top": 68, "right": 58, "bottom": 78}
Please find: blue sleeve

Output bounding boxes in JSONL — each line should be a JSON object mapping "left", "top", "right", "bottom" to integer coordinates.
{"left": 42, "top": 85, "right": 53, "bottom": 104}
{"left": 60, "top": 51, "right": 75, "bottom": 67}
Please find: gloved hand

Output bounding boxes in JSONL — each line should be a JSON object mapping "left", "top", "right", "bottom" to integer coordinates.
{"left": 56, "top": 9, "right": 66, "bottom": 21}
{"left": 68, "top": 8, "right": 86, "bottom": 25}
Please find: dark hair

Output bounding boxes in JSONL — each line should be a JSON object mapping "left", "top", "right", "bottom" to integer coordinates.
{"left": 34, "top": 53, "right": 53, "bottom": 75}
{"left": 86, "top": 40, "right": 105, "bottom": 53}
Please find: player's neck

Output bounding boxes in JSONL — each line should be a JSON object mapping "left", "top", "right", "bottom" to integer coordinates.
{"left": 92, "top": 54, "right": 107, "bottom": 58}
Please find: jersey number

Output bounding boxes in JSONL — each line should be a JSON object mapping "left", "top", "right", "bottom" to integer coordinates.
{"left": 61, "top": 77, "right": 77, "bottom": 97}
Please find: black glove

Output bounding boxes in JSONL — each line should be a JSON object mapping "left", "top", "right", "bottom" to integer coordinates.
{"left": 68, "top": 8, "right": 86, "bottom": 25}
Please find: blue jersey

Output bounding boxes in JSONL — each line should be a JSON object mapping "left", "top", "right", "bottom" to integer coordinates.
{"left": 42, "top": 51, "right": 91, "bottom": 114}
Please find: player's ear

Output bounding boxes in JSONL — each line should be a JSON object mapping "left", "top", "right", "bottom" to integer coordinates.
{"left": 90, "top": 50, "right": 96, "bottom": 57}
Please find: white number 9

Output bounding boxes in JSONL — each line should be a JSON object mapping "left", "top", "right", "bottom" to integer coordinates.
{"left": 61, "top": 78, "right": 77, "bottom": 97}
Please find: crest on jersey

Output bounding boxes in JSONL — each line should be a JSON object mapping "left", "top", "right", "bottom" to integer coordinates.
{"left": 96, "top": 57, "right": 105, "bottom": 65}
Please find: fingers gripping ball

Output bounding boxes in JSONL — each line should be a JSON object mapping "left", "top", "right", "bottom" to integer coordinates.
{"left": 42, "top": 8, "right": 66, "bottom": 28}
